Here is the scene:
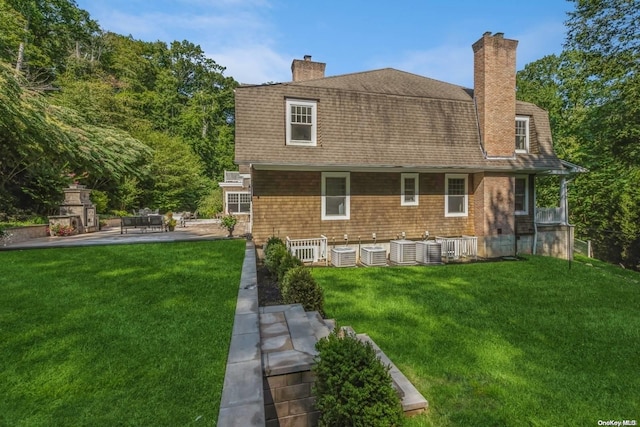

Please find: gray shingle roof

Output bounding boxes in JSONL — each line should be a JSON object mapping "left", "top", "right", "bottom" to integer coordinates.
{"left": 235, "top": 69, "right": 563, "bottom": 172}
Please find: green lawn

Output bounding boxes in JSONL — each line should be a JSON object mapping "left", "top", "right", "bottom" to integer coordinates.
{"left": 313, "top": 255, "right": 640, "bottom": 426}
{"left": 0, "top": 240, "right": 245, "bottom": 426}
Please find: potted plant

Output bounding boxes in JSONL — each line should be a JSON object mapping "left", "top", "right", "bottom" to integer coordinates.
{"left": 219, "top": 214, "right": 238, "bottom": 237}
{"left": 165, "top": 212, "right": 177, "bottom": 231}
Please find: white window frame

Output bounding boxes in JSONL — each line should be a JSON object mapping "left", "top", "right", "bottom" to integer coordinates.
{"left": 514, "top": 175, "right": 529, "bottom": 215}
{"left": 401, "top": 173, "right": 419, "bottom": 206}
{"left": 226, "top": 191, "right": 251, "bottom": 214}
{"left": 286, "top": 99, "right": 317, "bottom": 146}
{"left": 515, "top": 116, "right": 530, "bottom": 153}
{"left": 445, "top": 174, "right": 468, "bottom": 217}
{"left": 321, "top": 172, "right": 350, "bottom": 220}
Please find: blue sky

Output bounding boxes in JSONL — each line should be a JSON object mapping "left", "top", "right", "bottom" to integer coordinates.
{"left": 75, "top": 0, "right": 574, "bottom": 87}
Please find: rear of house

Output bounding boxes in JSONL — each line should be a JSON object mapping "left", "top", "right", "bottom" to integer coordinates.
{"left": 228, "top": 32, "right": 580, "bottom": 260}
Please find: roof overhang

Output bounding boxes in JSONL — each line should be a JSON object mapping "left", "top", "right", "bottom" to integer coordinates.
{"left": 242, "top": 161, "right": 562, "bottom": 174}
{"left": 542, "top": 159, "right": 589, "bottom": 175}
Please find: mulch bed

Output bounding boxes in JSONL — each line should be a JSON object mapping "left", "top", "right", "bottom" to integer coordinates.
{"left": 257, "top": 263, "right": 283, "bottom": 306}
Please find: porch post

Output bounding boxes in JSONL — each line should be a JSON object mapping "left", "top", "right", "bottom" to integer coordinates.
{"left": 560, "top": 176, "right": 568, "bottom": 225}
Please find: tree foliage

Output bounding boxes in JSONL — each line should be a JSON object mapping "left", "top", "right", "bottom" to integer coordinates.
{"left": 0, "top": 0, "right": 237, "bottom": 218}
{"left": 518, "top": 0, "right": 640, "bottom": 268}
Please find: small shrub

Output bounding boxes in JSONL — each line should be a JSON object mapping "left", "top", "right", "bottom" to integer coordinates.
{"left": 219, "top": 214, "right": 237, "bottom": 237}
{"left": 277, "top": 251, "right": 303, "bottom": 282}
{"left": 265, "top": 236, "right": 284, "bottom": 251}
{"left": 281, "top": 266, "right": 324, "bottom": 315}
{"left": 264, "top": 240, "right": 287, "bottom": 276}
{"left": 313, "top": 330, "right": 404, "bottom": 427}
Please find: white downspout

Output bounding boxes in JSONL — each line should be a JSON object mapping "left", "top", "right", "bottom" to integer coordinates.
{"left": 533, "top": 179, "right": 538, "bottom": 255}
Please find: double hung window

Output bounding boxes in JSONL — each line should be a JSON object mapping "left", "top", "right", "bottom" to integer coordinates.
{"left": 514, "top": 176, "right": 529, "bottom": 215}
{"left": 322, "top": 172, "right": 350, "bottom": 220}
{"left": 445, "top": 174, "right": 468, "bottom": 217}
{"left": 286, "top": 99, "right": 317, "bottom": 145}
{"left": 515, "top": 116, "right": 530, "bottom": 153}
{"left": 401, "top": 173, "right": 419, "bottom": 206}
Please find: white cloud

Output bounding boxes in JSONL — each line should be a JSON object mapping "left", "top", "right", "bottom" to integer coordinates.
{"left": 208, "top": 45, "right": 291, "bottom": 84}
{"left": 384, "top": 44, "right": 474, "bottom": 87}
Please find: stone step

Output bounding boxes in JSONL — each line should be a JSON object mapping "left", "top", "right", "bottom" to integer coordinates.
{"left": 305, "top": 311, "right": 332, "bottom": 340}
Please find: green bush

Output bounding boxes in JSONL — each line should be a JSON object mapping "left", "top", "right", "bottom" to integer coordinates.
{"left": 265, "top": 236, "right": 284, "bottom": 251}
{"left": 90, "top": 190, "right": 109, "bottom": 214}
{"left": 197, "top": 186, "right": 223, "bottom": 218}
{"left": 313, "top": 330, "right": 404, "bottom": 427}
{"left": 277, "top": 251, "right": 303, "bottom": 282}
{"left": 264, "top": 242, "right": 287, "bottom": 276}
{"left": 281, "top": 266, "right": 324, "bottom": 315}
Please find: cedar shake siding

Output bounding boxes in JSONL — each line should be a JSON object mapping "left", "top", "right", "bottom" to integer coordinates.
{"left": 251, "top": 170, "right": 475, "bottom": 245}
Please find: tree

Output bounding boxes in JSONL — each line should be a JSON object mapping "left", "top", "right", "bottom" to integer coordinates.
{"left": 566, "top": 0, "right": 640, "bottom": 165}
{"left": 141, "top": 131, "right": 211, "bottom": 212}
{"left": 2, "top": 0, "right": 98, "bottom": 85}
{"left": 517, "top": 0, "right": 640, "bottom": 268}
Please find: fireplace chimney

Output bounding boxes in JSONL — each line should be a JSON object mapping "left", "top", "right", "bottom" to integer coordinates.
{"left": 472, "top": 32, "right": 518, "bottom": 157}
{"left": 291, "top": 55, "right": 326, "bottom": 82}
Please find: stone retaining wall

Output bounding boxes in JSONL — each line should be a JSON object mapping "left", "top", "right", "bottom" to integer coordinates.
{"left": 2, "top": 225, "right": 48, "bottom": 245}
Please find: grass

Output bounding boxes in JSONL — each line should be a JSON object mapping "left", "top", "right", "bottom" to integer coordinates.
{"left": 0, "top": 240, "right": 246, "bottom": 426}
{"left": 313, "top": 255, "right": 640, "bottom": 426}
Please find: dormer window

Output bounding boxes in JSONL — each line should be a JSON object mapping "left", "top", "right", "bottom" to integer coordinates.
{"left": 515, "top": 116, "right": 529, "bottom": 153}
{"left": 286, "top": 99, "right": 317, "bottom": 146}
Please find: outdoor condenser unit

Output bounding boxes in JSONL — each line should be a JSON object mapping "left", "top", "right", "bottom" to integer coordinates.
{"left": 389, "top": 239, "right": 416, "bottom": 265}
{"left": 360, "top": 246, "right": 387, "bottom": 267}
{"left": 331, "top": 247, "right": 357, "bottom": 267}
{"left": 416, "top": 241, "right": 442, "bottom": 265}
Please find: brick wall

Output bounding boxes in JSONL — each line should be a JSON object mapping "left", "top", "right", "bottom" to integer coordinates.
{"left": 291, "top": 56, "right": 326, "bottom": 82}
{"left": 264, "top": 371, "right": 318, "bottom": 427}
{"left": 480, "top": 173, "right": 514, "bottom": 236}
{"left": 473, "top": 32, "right": 518, "bottom": 157}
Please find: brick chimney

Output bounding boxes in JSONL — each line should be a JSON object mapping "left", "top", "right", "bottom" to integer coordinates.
{"left": 472, "top": 32, "right": 518, "bottom": 157}
{"left": 291, "top": 55, "right": 326, "bottom": 82}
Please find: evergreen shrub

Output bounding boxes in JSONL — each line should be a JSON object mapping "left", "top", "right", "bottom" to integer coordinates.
{"left": 264, "top": 240, "right": 287, "bottom": 276}
{"left": 281, "top": 266, "right": 324, "bottom": 314}
{"left": 277, "top": 251, "right": 303, "bottom": 282}
{"left": 313, "top": 330, "right": 404, "bottom": 427}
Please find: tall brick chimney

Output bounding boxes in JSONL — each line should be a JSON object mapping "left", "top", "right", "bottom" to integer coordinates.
{"left": 472, "top": 32, "right": 518, "bottom": 157}
{"left": 291, "top": 55, "right": 326, "bottom": 82}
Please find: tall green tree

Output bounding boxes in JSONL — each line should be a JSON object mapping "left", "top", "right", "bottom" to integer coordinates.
{"left": 2, "top": 0, "right": 98, "bottom": 85}
{"left": 518, "top": 0, "right": 640, "bottom": 268}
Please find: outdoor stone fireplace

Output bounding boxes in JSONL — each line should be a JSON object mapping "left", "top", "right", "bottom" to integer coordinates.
{"left": 48, "top": 185, "right": 98, "bottom": 234}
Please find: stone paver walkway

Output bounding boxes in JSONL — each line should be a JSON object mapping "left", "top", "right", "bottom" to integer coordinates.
{"left": 1, "top": 220, "right": 230, "bottom": 250}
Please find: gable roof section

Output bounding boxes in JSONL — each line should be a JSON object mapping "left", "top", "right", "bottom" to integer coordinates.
{"left": 235, "top": 69, "right": 563, "bottom": 172}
